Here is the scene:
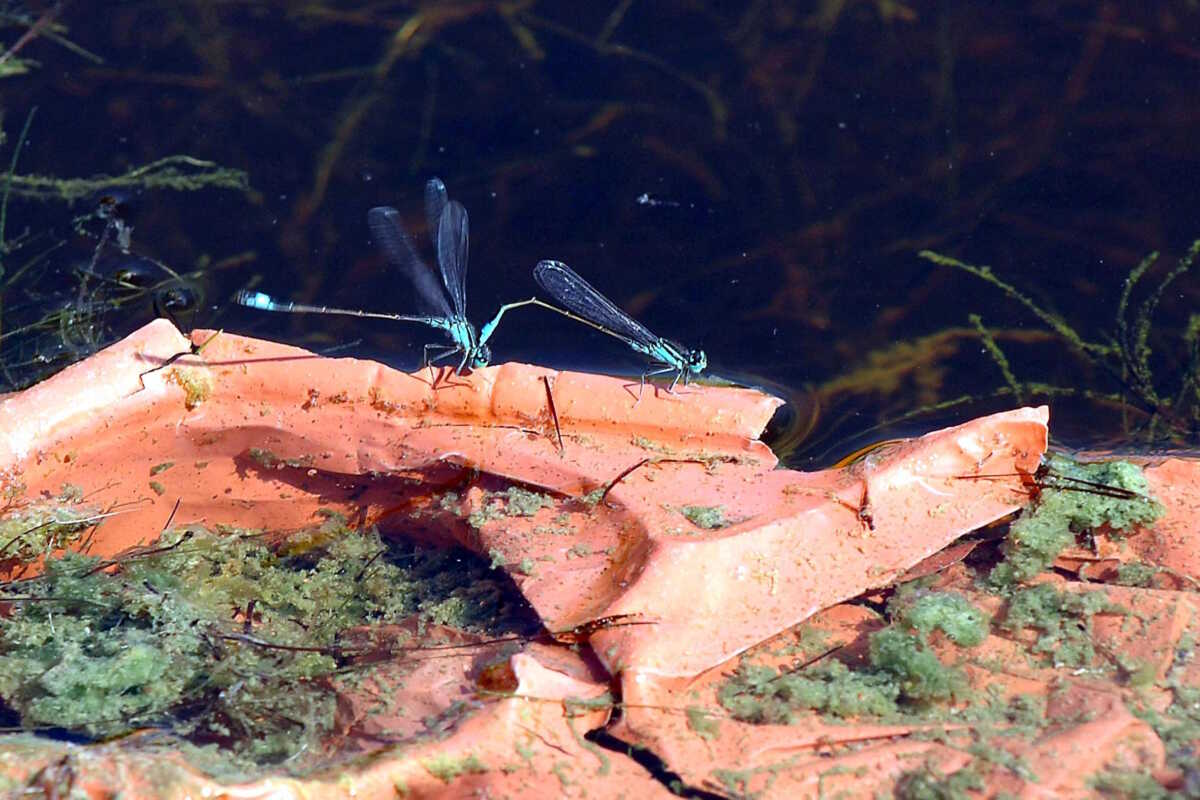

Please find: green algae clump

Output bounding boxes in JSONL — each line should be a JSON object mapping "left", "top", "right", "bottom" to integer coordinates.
{"left": 467, "top": 487, "right": 555, "bottom": 528}
{"left": 999, "top": 583, "right": 1116, "bottom": 668}
{"left": 679, "top": 505, "right": 729, "bottom": 529}
{"left": 422, "top": 753, "right": 489, "bottom": 783}
{"left": 0, "top": 518, "right": 534, "bottom": 774}
{"left": 990, "top": 453, "right": 1164, "bottom": 587}
{"left": 166, "top": 365, "right": 213, "bottom": 410}
{"left": 0, "top": 503, "right": 97, "bottom": 563}
{"left": 895, "top": 763, "right": 985, "bottom": 800}
{"left": 718, "top": 591, "right": 989, "bottom": 723}
{"left": 718, "top": 659, "right": 900, "bottom": 723}
{"left": 893, "top": 590, "right": 988, "bottom": 647}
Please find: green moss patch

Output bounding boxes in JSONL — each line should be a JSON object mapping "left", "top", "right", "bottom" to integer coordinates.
{"left": 0, "top": 502, "right": 97, "bottom": 563}
{"left": 892, "top": 590, "right": 988, "bottom": 647}
{"left": 467, "top": 487, "right": 555, "bottom": 528}
{"left": 678, "top": 505, "right": 729, "bottom": 529}
{"left": 895, "top": 763, "right": 984, "bottom": 800}
{"left": 1113, "top": 562, "right": 1160, "bottom": 588}
{"left": 422, "top": 752, "right": 488, "bottom": 783}
{"left": 685, "top": 705, "right": 721, "bottom": 740}
{"left": 0, "top": 517, "right": 536, "bottom": 777}
{"left": 1090, "top": 769, "right": 1173, "bottom": 799}
{"left": 999, "top": 583, "right": 1116, "bottom": 668}
{"left": 990, "top": 453, "right": 1164, "bottom": 586}
{"left": 715, "top": 452, "right": 1177, "bottom": 792}
{"left": 1126, "top": 634, "right": 1200, "bottom": 784}
{"left": 718, "top": 592, "right": 988, "bottom": 723}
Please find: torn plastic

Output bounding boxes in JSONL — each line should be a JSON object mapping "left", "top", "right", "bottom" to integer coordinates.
{"left": 0, "top": 320, "right": 1193, "bottom": 798}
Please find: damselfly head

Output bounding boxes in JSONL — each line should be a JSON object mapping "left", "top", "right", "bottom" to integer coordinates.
{"left": 90, "top": 188, "right": 138, "bottom": 222}
{"left": 154, "top": 284, "right": 200, "bottom": 315}
{"left": 687, "top": 348, "right": 708, "bottom": 373}
{"left": 469, "top": 343, "right": 492, "bottom": 369}
{"left": 108, "top": 256, "right": 162, "bottom": 289}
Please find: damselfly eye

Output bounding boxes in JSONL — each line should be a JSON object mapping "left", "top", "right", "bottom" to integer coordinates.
{"left": 155, "top": 285, "right": 200, "bottom": 315}
{"left": 109, "top": 257, "right": 160, "bottom": 288}
{"left": 91, "top": 188, "right": 138, "bottom": 221}
{"left": 473, "top": 344, "right": 493, "bottom": 368}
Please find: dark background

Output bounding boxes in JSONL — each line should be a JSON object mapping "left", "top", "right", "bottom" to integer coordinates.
{"left": 2, "top": 1, "right": 1198, "bottom": 464}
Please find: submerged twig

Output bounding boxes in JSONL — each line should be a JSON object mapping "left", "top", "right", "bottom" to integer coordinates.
{"left": 0, "top": 4, "right": 60, "bottom": 68}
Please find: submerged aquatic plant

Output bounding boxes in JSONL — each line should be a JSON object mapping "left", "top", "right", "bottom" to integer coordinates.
{"left": 0, "top": 6, "right": 103, "bottom": 79}
{"left": 920, "top": 242, "right": 1200, "bottom": 444}
{"left": 2, "top": 11, "right": 250, "bottom": 392}
{"left": 0, "top": 108, "right": 248, "bottom": 391}
{"left": 0, "top": 194, "right": 210, "bottom": 389}
{"left": 804, "top": 241, "right": 1200, "bottom": 462}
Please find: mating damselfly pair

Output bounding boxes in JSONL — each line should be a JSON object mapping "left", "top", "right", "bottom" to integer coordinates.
{"left": 235, "top": 178, "right": 706, "bottom": 391}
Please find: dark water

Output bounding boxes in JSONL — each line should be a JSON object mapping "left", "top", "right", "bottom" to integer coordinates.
{"left": 2, "top": 2, "right": 1198, "bottom": 464}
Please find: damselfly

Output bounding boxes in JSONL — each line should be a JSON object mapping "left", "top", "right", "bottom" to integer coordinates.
{"left": 235, "top": 178, "right": 536, "bottom": 374}
{"left": 532, "top": 259, "right": 707, "bottom": 392}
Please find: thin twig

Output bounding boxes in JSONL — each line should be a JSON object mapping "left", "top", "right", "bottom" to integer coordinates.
{"left": 541, "top": 375, "right": 564, "bottom": 455}
{"left": 0, "top": 3, "right": 60, "bottom": 68}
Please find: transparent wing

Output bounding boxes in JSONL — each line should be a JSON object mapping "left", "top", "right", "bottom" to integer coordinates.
{"left": 436, "top": 200, "right": 470, "bottom": 318}
{"left": 424, "top": 178, "right": 448, "bottom": 247}
{"left": 533, "top": 260, "right": 659, "bottom": 348}
{"left": 367, "top": 206, "right": 453, "bottom": 318}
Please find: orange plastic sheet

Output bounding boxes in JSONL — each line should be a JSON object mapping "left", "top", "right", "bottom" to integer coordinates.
{"left": 3, "top": 319, "right": 1191, "bottom": 797}
{"left": 613, "top": 562, "right": 1200, "bottom": 798}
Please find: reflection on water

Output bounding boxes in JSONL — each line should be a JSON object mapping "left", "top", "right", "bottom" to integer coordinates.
{"left": 2, "top": 1, "right": 1198, "bottom": 456}
{"left": 0, "top": 194, "right": 207, "bottom": 389}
